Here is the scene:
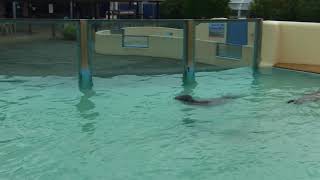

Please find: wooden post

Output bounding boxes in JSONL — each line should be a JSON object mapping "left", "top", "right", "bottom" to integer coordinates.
{"left": 79, "top": 20, "right": 93, "bottom": 91}
{"left": 183, "top": 20, "right": 196, "bottom": 84}
{"left": 252, "top": 19, "right": 263, "bottom": 71}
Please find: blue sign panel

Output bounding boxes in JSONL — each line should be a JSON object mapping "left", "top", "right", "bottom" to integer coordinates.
{"left": 143, "top": 3, "right": 155, "bottom": 19}
{"left": 209, "top": 23, "right": 225, "bottom": 38}
{"left": 226, "top": 21, "right": 248, "bottom": 45}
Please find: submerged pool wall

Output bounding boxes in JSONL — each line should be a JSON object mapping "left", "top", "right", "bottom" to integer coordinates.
{"left": 260, "top": 21, "right": 320, "bottom": 67}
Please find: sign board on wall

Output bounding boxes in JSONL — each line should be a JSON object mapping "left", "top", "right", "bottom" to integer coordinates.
{"left": 122, "top": 35, "right": 149, "bottom": 48}
{"left": 209, "top": 23, "right": 225, "bottom": 38}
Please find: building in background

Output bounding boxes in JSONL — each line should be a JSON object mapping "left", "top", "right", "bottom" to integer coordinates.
{"left": 229, "top": 0, "right": 253, "bottom": 18}
{"left": 0, "top": 0, "right": 163, "bottom": 19}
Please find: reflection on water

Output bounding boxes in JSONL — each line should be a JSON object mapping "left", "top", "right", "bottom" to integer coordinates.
{"left": 179, "top": 80, "right": 198, "bottom": 96}
{"left": 182, "top": 117, "right": 197, "bottom": 127}
{"left": 76, "top": 90, "right": 99, "bottom": 134}
{"left": 81, "top": 121, "right": 97, "bottom": 134}
{"left": 0, "top": 113, "right": 5, "bottom": 121}
{"left": 76, "top": 90, "right": 96, "bottom": 113}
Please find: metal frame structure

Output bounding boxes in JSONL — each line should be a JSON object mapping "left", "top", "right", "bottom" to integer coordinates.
{"left": 0, "top": 18, "right": 263, "bottom": 91}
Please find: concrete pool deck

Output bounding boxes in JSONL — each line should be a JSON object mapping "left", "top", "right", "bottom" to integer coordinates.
{"left": 274, "top": 63, "right": 320, "bottom": 74}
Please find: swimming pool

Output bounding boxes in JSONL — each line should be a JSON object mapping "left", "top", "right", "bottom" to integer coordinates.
{"left": 1, "top": 67, "right": 320, "bottom": 180}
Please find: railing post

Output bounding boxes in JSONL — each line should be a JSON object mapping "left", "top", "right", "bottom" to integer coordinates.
{"left": 253, "top": 19, "right": 263, "bottom": 71}
{"left": 79, "top": 19, "right": 93, "bottom": 91}
{"left": 183, "top": 20, "right": 196, "bottom": 84}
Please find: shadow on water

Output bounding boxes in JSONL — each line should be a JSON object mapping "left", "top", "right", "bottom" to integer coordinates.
{"left": 0, "top": 113, "right": 5, "bottom": 121}
{"left": 0, "top": 113, "right": 6, "bottom": 126}
{"left": 182, "top": 117, "right": 198, "bottom": 127}
{"left": 76, "top": 90, "right": 100, "bottom": 134}
{"left": 179, "top": 80, "right": 199, "bottom": 127}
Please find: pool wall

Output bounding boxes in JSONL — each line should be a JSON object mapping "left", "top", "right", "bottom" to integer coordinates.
{"left": 95, "top": 23, "right": 255, "bottom": 67}
{"left": 260, "top": 21, "right": 320, "bottom": 67}
{"left": 0, "top": 19, "right": 262, "bottom": 92}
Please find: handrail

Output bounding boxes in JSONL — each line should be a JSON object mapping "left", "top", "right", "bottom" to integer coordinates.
{"left": 0, "top": 18, "right": 262, "bottom": 24}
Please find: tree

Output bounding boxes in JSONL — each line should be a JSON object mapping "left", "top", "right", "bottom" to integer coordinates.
{"left": 184, "top": 0, "right": 230, "bottom": 18}
{"left": 250, "top": 0, "right": 297, "bottom": 21}
{"left": 161, "top": 0, "right": 230, "bottom": 19}
{"left": 249, "top": 0, "right": 320, "bottom": 22}
{"left": 296, "top": 0, "right": 320, "bottom": 22}
{"left": 160, "top": 0, "right": 185, "bottom": 19}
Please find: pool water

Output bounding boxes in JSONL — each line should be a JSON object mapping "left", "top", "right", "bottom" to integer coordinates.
{"left": 1, "top": 67, "right": 320, "bottom": 180}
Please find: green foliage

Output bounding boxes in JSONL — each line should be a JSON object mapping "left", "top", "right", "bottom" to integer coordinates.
{"left": 184, "top": 0, "right": 230, "bottom": 19}
{"left": 296, "top": 0, "right": 320, "bottom": 22}
{"left": 160, "top": 0, "right": 185, "bottom": 19}
{"left": 161, "top": 0, "right": 230, "bottom": 19}
{"left": 250, "top": 0, "right": 320, "bottom": 22}
{"left": 63, "top": 24, "right": 77, "bottom": 41}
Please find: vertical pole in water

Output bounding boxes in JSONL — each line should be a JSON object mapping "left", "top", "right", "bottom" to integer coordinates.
{"left": 252, "top": 19, "right": 263, "bottom": 71}
{"left": 79, "top": 20, "right": 93, "bottom": 91}
{"left": 183, "top": 20, "right": 196, "bottom": 84}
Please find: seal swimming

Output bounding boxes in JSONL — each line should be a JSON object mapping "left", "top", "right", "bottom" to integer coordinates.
{"left": 175, "top": 95, "right": 240, "bottom": 106}
{"left": 287, "top": 91, "right": 320, "bottom": 104}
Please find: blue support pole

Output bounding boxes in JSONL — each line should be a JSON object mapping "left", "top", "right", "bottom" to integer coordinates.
{"left": 183, "top": 20, "right": 196, "bottom": 84}
{"left": 79, "top": 19, "right": 93, "bottom": 91}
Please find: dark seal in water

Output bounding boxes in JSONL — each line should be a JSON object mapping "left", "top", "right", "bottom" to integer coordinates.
{"left": 175, "top": 95, "right": 240, "bottom": 106}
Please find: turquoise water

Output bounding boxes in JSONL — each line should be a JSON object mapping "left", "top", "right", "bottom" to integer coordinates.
{"left": 1, "top": 67, "right": 320, "bottom": 180}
